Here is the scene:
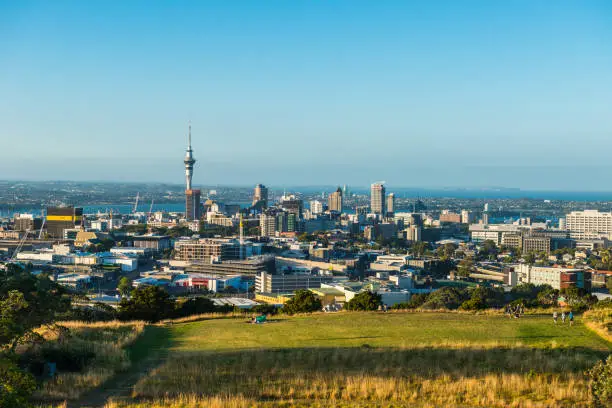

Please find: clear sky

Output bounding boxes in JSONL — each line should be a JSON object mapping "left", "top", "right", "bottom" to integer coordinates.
{"left": 1, "top": 1, "right": 611, "bottom": 190}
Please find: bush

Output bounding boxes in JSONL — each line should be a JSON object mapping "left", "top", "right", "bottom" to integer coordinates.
{"left": 422, "top": 287, "right": 467, "bottom": 310}
{"left": 346, "top": 291, "right": 382, "bottom": 311}
{"left": 588, "top": 356, "right": 612, "bottom": 408}
{"left": 283, "top": 290, "right": 322, "bottom": 315}
{"left": 593, "top": 298, "right": 612, "bottom": 309}
{"left": 20, "top": 346, "right": 96, "bottom": 376}
{"left": 251, "top": 304, "right": 278, "bottom": 315}
{"left": 0, "top": 357, "right": 36, "bottom": 408}
{"left": 118, "top": 286, "right": 174, "bottom": 323}
{"left": 393, "top": 293, "right": 429, "bottom": 310}
{"left": 61, "top": 303, "right": 117, "bottom": 322}
{"left": 175, "top": 297, "right": 216, "bottom": 317}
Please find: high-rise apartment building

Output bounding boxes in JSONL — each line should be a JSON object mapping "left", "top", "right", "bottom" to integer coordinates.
{"left": 260, "top": 212, "right": 277, "bottom": 237}
{"left": 280, "top": 196, "right": 303, "bottom": 218}
{"left": 185, "top": 189, "right": 202, "bottom": 221}
{"left": 370, "top": 183, "right": 386, "bottom": 215}
{"left": 386, "top": 193, "right": 395, "bottom": 215}
{"left": 565, "top": 210, "right": 612, "bottom": 239}
{"left": 328, "top": 187, "right": 343, "bottom": 213}
{"left": 253, "top": 184, "right": 269, "bottom": 208}
{"left": 13, "top": 214, "right": 43, "bottom": 232}
{"left": 461, "top": 210, "right": 474, "bottom": 224}
{"left": 46, "top": 207, "right": 83, "bottom": 238}
{"left": 310, "top": 200, "right": 323, "bottom": 215}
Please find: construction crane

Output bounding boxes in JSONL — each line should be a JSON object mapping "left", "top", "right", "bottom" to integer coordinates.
{"left": 148, "top": 199, "right": 154, "bottom": 218}
{"left": 9, "top": 229, "right": 31, "bottom": 262}
{"left": 38, "top": 209, "right": 46, "bottom": 240}
{"left": 132, "top": 192, "right": 140, "bottom": 213}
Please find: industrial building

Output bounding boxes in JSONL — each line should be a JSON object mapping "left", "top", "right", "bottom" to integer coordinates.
{"left": 46, "top": 207, "right": 83, "bottom": 238}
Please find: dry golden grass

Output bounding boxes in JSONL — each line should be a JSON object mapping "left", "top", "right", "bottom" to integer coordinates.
{"left": 583, "top": 308, "right": 612, "bottom": 343}
{"left": 128, "top": 346, "right": 599, "bottom": 407}
{"left": 32, "top": 321, "right": 145, "bottom": 401}
{"left": 158, "top": 311, "right": 244, "bottom": 325}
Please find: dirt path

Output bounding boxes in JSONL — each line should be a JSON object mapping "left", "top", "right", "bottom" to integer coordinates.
{"left": 67, "top": 325, "right": 172, "bottom": 408}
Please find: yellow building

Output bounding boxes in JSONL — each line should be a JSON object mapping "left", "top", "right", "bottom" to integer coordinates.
{"left": 255, "top": 293, "right": 293, "bottom": 305}
{"left": 310, "top": 288, "right": 346, "bottom": 306}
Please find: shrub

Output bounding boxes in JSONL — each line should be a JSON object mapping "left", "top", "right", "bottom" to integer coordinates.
{"left": 175, "top": 297, "right": 216, "bottom": 318}
{"left": 118, "top": 286, "right": 174, "bottom": 323}
{"left": 346, "top": 291, "right": 382, "bottom": 311}
{"left": 283, "top": 290, "right": 322, "bottom": 315}
{"left": 422, "top": 287, "right": 467, "bottom": 310}
{"left": 393, "top": 293, "right": 429, "bottom": 310}
{"left": 588, "top": 355, "right": 612, "bottom": 408}
{"left": 0, "top": 357, "right": 36, "bottom": 408}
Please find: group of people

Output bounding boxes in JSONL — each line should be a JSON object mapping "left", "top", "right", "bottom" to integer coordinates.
{"left": 553, "top": 310, "right": 574, "bottom": 326}
{"left": 505, "top": 304, "right": 525, "bottom": 318}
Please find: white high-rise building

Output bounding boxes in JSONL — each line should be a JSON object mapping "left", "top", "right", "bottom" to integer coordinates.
{"left": 310, "top": 200, "right": 323, "bottom": 215}
{"left": 259, "top": 213, "right": 277, "bottom": 237}
{"left": 371, "top": 183, "right": 386, "bottom": 215}
{"left": 565, "top": 210, "right": 612, "bottom": 239}
{"left": 386, "top": 193, "right": 395, "bottom": 214}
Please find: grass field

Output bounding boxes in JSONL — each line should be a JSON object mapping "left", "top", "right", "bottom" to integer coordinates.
{"left": 166, "top": 312, "right": 611, "bottom": 350}
{"left": 30, "top": 321, "right": 144, "bottom": 402}
{"left": 95, "top": 312, "right": 611, "bottom": 408}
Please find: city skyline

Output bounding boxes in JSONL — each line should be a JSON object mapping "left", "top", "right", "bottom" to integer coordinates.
{"left": 1, "top": 1, "right": 612, "bottom": 189}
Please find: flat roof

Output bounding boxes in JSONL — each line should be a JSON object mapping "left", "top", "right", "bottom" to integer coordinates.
{"left": 310, "top": 288, "right": 345, "bottom": 296}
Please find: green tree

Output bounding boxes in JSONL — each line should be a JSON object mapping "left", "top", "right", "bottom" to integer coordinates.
{"left": 536, "top": 286, "right": 559, "bottom": 307}
{"left": 283, "top": 290, "right": 322, "bottom": 315}
{"left": 606, "top": 277, "right": 612, "bottom": 293}
{"left": 436, "top": 243, "right": 457, "bottom": 261}
{"left": 479, "top": 240, "right": 498, "bottom": 259}
{"left": 346, "top": 290, "right": 382, "bottom": 311}
{"left": 411, "top": 241, "right": 429, "bottom": 257}
{"left": 0, "top": 358, "right": 36, "bottom": 408}
{"left": 456, "top": 258, "right": 474, "bottom": 278}
{"left": 0, "top": 264, "right": 70, "bottom": 407}
{"left": 117, "top": 277, "right": 132, "bottom": 298}
{"left": 421, "top": 287, "right": 467, "bottom": 310}
{"left": 175, "top": 297, "right": 216, "bottom": 317}
{"left": 118, "top": 286, "right": 174, "bottom": 322}
{"left": 523, "top": 252, "right": 536, "bottom": 265}
{"left": 393, "top": 293, "right": 428, "bottom": 309}
{"left": 588, "top": 355, "right": 612, "bottom": 408}
{"left": 460, "top": 286, "right": 504, "bottom": 310}
{"left": 0, "top": 265, "right": 70, "bottom": 351}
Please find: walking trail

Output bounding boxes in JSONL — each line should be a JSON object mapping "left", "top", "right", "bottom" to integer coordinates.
{"left": 67, "top": 325, "right": 173, "bottom": 408}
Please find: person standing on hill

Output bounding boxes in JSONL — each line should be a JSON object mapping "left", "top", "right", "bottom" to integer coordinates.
{"left": 561, "top": 311, "right": 566, "bottom": 324}
{"left": 553, "top": 311, "right": 558, "bottom": 324}
{"left": 568, "top": 311, "right": 574, "bottom": 326}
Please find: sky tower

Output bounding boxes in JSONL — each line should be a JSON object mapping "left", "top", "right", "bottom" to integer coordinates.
{"left": 184, "top": 122, "right": 196, "bottom": 190}
{"left": 184, "top": 122, "right": 201, "bottom": 221}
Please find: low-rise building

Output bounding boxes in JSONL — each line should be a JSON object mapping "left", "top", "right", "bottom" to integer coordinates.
{"left": 255, "top": 271, "right": 334, "bottom": 293}
{"left": 132, "top": 235, "right": 171, "bottom": 252}
{"left": 512, "top": 264, "right": 591, "bottom": 291}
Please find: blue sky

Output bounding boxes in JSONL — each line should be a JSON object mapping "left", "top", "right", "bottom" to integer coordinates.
{"left": 1, "top": 1, "right": 611, "bottom": 190}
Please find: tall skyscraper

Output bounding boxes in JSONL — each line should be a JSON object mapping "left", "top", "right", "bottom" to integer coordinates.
{"left": 370, "top": 183, "right": 386, "bottom": 215}
{"left": 253, "top": 184, "right": 269, "bottom": 208}
{"left": 184, "top": 123, "right": 201, "bottom": 221}
{"left": 328, "top": 187, "right": 343, "bottom": 213}
{"left": 386, "top": 193, "right": 395, "bottom": 215}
